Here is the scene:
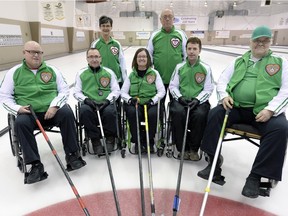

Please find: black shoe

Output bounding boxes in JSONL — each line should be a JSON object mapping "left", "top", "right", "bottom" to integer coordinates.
{"left": 197, "top": 164, "right": 226, "bottom": 186}
{"left": 134, "top": 144, "right": 146, "bottom": 154}
{"left": 92, "top": 139, "right": 104, "bottom": 155}
{"left": 26, "top": 162, "right": 48, "bottom": 184}
{"left": 134, "top": 144, "right": 140, "bottom": 154}
{"left": 150, "top": 146, "right": 155, "bottom": 154}
{"left": 178, "top": 152, "right": 190, "bottom": 160}
{"left": 66, "top": 152, "right": 86, "bottom": 171}
{"left": 242, "top": 176, "right": 260, "bottom": 198}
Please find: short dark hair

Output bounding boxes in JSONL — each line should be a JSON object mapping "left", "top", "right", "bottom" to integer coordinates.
{"left": 86, "top": 47, "right": 98, "bottom": 56}
{"left": 132, "top": 48, "right": 152, "bottom": 69}
{"left": 99, "top": 16, "right": 113, "bottom": 27}
{"left": 186, "top": 37, "right": 202, "bottom": 50}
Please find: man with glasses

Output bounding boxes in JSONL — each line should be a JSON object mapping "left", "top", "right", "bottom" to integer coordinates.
{"left": 147, "top": 8, "right": 187, "bottom": 100}
{"left": 197, "top": 26, "right": 288, "bottom": 198}
{"left": 90, "top": 15, "right": 127, "bottom": 87}
{"left": 73, "top": 48, "right": 120, "bottom": 156}
{"left": 0, "top": 41, "right": 86, "bottom": 184}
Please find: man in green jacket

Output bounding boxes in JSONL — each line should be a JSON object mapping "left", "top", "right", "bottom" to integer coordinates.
{"left": 74, "top": 48, "right": 120, "bottom": 156}
{"left": 198, "top": 26, "right": 288, "bottom": 198}
{"left": 169, "top": 37, "right": 214, "bottom": 161}
{"left": 147, "top": 8, "right": 187, "bottom": 100}
{"left": 90, "top": 16, "right": 127, "bottom": 87}
{"left": 0, "top": 41, "right": 86, "bottom": 184}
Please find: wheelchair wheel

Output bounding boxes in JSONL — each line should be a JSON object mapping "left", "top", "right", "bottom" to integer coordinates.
{"left": 157, "top": 142, "right": 165, "bottom": 157}
{"left": 121, "top": 147, "right": 126, "bottom": 158}
{"left": 8, "top": 114, "right": 17, "bottom": 156}
{"left": 166, "top": 149, "right": 173, "bottom": 158}
{"left": 17, "top": 157, "right": 24, "bottom": 173}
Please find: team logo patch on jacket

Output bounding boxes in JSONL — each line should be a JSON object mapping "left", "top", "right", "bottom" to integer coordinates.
{"left": 146, "top": 74, "right": 156, "bottom": 84}
{"left": 110, "top": 46, "right": 119, "bottom": 55}
{"left": 195, "top": 73, "right": 205, "bottom": 84}
{"left": 170, "top": 38, "right": 180, "bottom": 48}
{"left": 266, "top": 64, "right": 280, "bottom": 76}
{"left": 40, "top": 72, "right": 52, "bottom": 83}
{"left": 100, "top": 77, "right": 110, "bottom": 87}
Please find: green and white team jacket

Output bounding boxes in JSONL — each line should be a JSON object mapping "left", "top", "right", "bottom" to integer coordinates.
{"left": 73, "top": 65, "right": 120, "bottom": 104}
{"left": 121, "top": 67, "right": 165, "bottom": 105}
{"left": 217, "top": 50, "right": 288, "bottom": 115}
{"left": 0, "top": 60, "right": 69, "bottom": 115}
{"left": 90, "top": 36, "right": 127, "bottom": 82}
{"left": 147, "top": 26, "right": 187, "bottom": 84}
{"left": 169, "top": 58, "right": 214, "bottom": 104}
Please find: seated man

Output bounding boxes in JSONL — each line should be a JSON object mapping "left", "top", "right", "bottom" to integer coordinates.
{"left": 0, "top": 41, "right": 86, "bottom": 184}
{"left": 73, "top": 48, "right": 120, "bottom": 156}
{"left": 169, "top": 37, "right": 214, "bottom": 161}
{"left": 197, "top": 26, "right": 288, "bottom": 198}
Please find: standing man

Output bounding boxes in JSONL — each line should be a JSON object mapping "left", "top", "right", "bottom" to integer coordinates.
{"left": 0, "top": 41, "right": 86, "bottom": 184}
{"left": 73, "top": 48, "right": 120, "bottom": 156}
{"left": 90, "top": 15, "right": 127, "bottom": 87}
{"left": 197, "top": 26, "right": 288, "bottom": 198}
{"left": 147, "top": 8, "right": 187, "bottom": 99}
{"left": 169, "top": 37, "right": 214, "bottom": 161}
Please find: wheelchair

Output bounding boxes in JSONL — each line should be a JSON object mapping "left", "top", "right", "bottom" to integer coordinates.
{"left": 75, "top": 99, "right": 121, "bottom": 157}
{"left": 119, "top": 100, "right": 166, "bottom": 158}
{"left": 165, "top": 101, "right": 203, "bottom": 160}
{"left": 223, "top": 123, "right": 278, "bottom": 197}
{"left": 8, "top": 113, "right": 60, "bottom": 183}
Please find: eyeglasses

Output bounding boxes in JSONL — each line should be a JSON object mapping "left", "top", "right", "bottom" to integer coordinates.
{"left": 25, "top": 50, "right": 44, "bottom": 55}
{"left": 253, "top": 39, "right": 271, "bottom": 45}
{"left": 137, "top": 55, "right": 147, "bottom": 59}
{"left": 87, "top": 55, "right": 101, "bottom": 60}
{"left": 161, "top": 15, "right": 174, "bottom": 20}
{"left": 100, "top": 24, "right": 112, "bottom": 28}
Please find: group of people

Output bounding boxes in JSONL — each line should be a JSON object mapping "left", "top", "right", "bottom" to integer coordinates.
{"left": 0, "top": 7, "right": 287, "bottom": 200}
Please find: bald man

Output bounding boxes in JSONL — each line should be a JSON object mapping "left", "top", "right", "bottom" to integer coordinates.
{"left": 0, "top": 41, "right": 86, "bottom": 184}
{"left": 147, "top": 8, "right": 187, "bottom": 98}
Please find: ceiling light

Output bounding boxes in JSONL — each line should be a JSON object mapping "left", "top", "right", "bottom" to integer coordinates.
{"left": 233, "top": 1, "right": 237, "bottom": 7}
{"left": 204, "top": 1, "right": 208, "bottom": 7}
{"left": 112, "top": 2, "right": 116, "bottom": 8}
{"left": 170, "top": 1, "right": 173, "bottom": 8}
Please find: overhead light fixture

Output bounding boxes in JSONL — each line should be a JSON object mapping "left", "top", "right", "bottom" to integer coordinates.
{"left": 233, "top": 1, "right": 237, "bottom": 7}
{"left": 170, "top": 1, "right": 173, "bottom": 8}
{"left": 112, "top": 1, "right": 116, "bottom": 8}
{"left": 141, "top": 1, "right": 145, "bottom": 8}
{"left": 204, "top": 1, "right": 208, "bottom": 7}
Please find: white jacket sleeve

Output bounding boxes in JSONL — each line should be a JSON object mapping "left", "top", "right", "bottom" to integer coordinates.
{"left": 0, "top": 65, "right": 21, "bottom": 115}
{"left": 216, "top": 59, "right": 236, "bottom": 101}
{"left": 73, "top": 68, "right": 87, "bottom": 102}
{"left": 151, "top": 69, "right": 165, "bottom": 104}
{"left": 120, "top": 75, "right": 132, "bottom": 103}
{"left": 169, "top": 64, "right": 181, "bottom": 100}
{"left": 119, "top": 45, "right": 127, "bottom": 82}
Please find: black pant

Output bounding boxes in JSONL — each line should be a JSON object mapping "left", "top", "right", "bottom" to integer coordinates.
{"left": 170, "top": 100, "right": 210, "bottom": 152}
{"left": 125, "top": 104, "right": 157, "bottom": 147}
{"left": 80, "top": 104, "right": 117, "bottom": 140}
{"left": 15, "top": 105, "right": 79, "bottom": 164}
{"left": 200, "top": 105, "right": 288, "bottom": 181}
